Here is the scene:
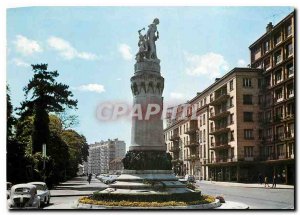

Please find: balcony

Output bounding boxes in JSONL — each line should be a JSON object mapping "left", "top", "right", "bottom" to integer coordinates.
{"left": 184, "top": 140, "right": 199, "bottom": 148}
{"left": 169, "top": 145, "right": 180, "bottom": 152}
{"left": 209, "top": 126, "right": 230, "bottom": 135}
{"left": 274, "top": 134, "right": 285, "bottom": 142}
{"left": 211, "top": 157, "right": 229, "bottom": 163}
{"left": 282, "top": 114, "right": 295, "bottom": 122}
{"left": 210, "top": 141, "right": 230, "bottom": 150}
{"left": 169, "top": 133, "right": 180, "bottom": 141}
{"left": 210, "top": 93, "right": 230, "bottom": 106}
{"left": 184, "top": 125, "right": 198, "bottom": 135}
{"left": 209, "top": 110, "right": 230, "bottom": 121}
{"left": 184, "top": 154, "right": 200, "bottom": 161}
{"left": 171, "top": 159, "right": 183, "bottom": 164}
{"left": 285, "top": 131, "right": 295, "bottom": 141}
{"left": 273, "top": 115, "right": 283, "bottom": 123}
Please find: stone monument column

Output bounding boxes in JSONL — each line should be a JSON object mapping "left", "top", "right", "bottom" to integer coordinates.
{"left": 130, "top": 61, "right": 165, "bottom": 151}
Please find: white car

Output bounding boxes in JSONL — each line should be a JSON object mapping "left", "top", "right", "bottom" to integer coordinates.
{"left": 8, "top": 184, "right": 41, "bottom": 209}
{"left": 28, "top": 182, "right": 50, "bottom": 205}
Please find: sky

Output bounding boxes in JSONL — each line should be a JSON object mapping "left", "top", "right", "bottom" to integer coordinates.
{"left": 7, "top": 6, "right": 294, "bottom": 150}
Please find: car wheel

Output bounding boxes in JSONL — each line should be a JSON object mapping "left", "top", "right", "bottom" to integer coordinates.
{"left": 44, "top": 197, "right": 47, "bottom": 205}
{"left": 47, "top": 197, "right": 50, "bottom": 205}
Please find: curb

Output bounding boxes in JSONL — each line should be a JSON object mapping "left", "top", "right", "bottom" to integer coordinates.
{"left": 74, "top": 199, "right": 221, "bottom": 209}
{"left": 51, "top": 194, "right": 91, "bottom": 197}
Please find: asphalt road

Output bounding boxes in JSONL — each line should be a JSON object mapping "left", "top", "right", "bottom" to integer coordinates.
{"left": 42, "top": 177, "right": 294, "bottom": 209}
{"left": 197, "top": 181, "right": 295, "bottom": 209}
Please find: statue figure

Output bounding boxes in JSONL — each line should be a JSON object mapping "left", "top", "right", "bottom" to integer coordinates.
{"left": 135, "top": 28, "right": 148, "bottom": 62}
{"left": 136, "top": 18, "right": 160, "bottom": 62}
{"left": 146, "top": 18, "right": 159, "bottom": 60}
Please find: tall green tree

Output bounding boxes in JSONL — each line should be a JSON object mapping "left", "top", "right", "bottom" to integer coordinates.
{"left": 61, "top": 130, "right": 89, "bottom": 177}
{"left": 18, "top": 64, "right": 77, "bottom": 153}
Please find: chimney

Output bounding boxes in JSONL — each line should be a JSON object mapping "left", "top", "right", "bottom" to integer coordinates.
{"left": 266, "top": 22, "right": 273, "bottom": 32}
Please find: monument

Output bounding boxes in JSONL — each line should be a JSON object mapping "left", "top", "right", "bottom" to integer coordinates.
{"left": 96, "top": 18, "right": 198, "bottom": 200}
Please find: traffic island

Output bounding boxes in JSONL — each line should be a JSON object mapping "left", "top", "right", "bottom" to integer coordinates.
{"left": 75, "top": 194, "right": 221, "bottom": 209}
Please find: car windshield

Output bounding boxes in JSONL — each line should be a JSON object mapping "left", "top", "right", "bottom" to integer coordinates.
{"left": 15, "top": 187, "right": 31, "bottom": 193}
{"left": 32, "top": 184, "right": 46, "bottom": 190}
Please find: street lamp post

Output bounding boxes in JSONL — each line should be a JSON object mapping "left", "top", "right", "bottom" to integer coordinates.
{"left": 42, "top": 144, "right": 46, "bottom": 182}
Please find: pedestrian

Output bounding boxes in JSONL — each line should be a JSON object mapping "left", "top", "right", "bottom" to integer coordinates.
{"left": 258, "top": 173, "right": 263, "bottom": 185}
{"left": 87, "top": 173, "right": 92, "bottom": 184}
{"left": 264, "top": 176, "right": 270, "bottom": 188}
{"left": 272, "top": 174, "right": 277, "bottom": 188}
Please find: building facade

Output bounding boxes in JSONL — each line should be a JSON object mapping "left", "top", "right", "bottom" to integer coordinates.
{"left": 164, "top": 11, "right": 295, "bottom": 184}
{"left": 87, "top": 139, "right": 126, "bottom": 174}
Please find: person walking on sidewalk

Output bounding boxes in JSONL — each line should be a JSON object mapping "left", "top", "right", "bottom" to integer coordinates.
{"left": 87, "top": 173, "right": 92, "bottom": 184}
{"left": 272, "top": 174, "right": 277, "bottom": 188}
{"left": 258, "top": 173, "right": 263, "bottom": 185}
{"left": 264, "top": 176, "right": 270, "bottom": 188}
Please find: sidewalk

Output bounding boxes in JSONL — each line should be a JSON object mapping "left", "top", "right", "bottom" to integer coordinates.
{"left": 50, "top": 176, "right": 107, "bottom": 197}
{"left": 197, "top": 180, "right": 294, "bottom": 189}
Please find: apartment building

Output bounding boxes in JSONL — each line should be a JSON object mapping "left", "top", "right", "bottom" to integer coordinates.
{"left": 87, "top": 139, "right": 126, "bottom": 174}
{"left": 249, "top": 12, "right": 295, "bottom": 184}
{"left": 165, "top": 68, "right": 262, "bottom": 182}
{"left": 164, "top": 11, "right": 295, "bottom": 184}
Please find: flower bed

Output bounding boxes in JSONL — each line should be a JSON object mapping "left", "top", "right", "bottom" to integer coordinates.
{"left": 79, "top": 194, "right": 215, "bottom": 207}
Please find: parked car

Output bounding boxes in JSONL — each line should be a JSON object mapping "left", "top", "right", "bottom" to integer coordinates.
{"left": 179, "top": 175, "right": 196, "bottom": 184}
{"left": 98, "top": 174, "right": 118, "bottom": 184}
{"left": 8, "top": 184, "right": 41, "bottom": 209}
{"left": 27, "top": 182, "right": 50, "bottom": 205}
{"left": 7, "top": 182, "right": 13, "bottom": 199}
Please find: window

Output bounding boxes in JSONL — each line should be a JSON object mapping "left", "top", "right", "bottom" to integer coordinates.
{"left": 244, "top": 129, "right": 254, "bottom": 139}
{"left": 199, "top": 116, "right": 202, "bottom": 126}
{"left": 264, "top": 40, "right": 270, "bottom": 53}
{"left": 230, "top": 80, "right": 233, "bottom": 91}
{"left": 244, "top": 146, "right": 254, "bottom": 157}
{"left": 210, "top": 94, "right": 213, "bottom": 102}
{"left": 287, "top": 83, "right": 294, "bottom": 98}
{"left": 287, "top": 24, "right": 292, "bottom": 36}
{"left": 277, "top": 144, "right": 284, "bottom": 157}
{"left": 204, "top": 98, "right": 206, "bottom": 105}
{"left": 275, "top": 69, "right": 282, "bottom": 83}
{"left": 274, "top": 51, "right": 282, "bottom": 65}
{"left": 243, "top": 78, "right": 252, "bottom": 87}
{"left": 287, "top": 102, "right": 295, "bottom": 116}
{"left": 230, "top": 114, "right": 234, "bottom": 124}
{"left": 265, "top": 75, "right": 271, "bottom": 87}
{"left": 275, "top": 88, "right": 283, "bottom": 101}
{"left": 287, "top": 63, "right": 294, "bottom": 77}
{"left": 258, "top": 78, "right": 263, "bottom": 89}
{"left": 203, "top": 129, "right": 206, "bottom": 142}
{"left": 264, "top": 57, "right": 271, "bottom": 70}
{"left": 243, "top": 95, "right": 253, "bottom": 105}
{"left": 203, "top": 145, "right": 206, "bottom": 158}
{"left": 244, "top": 112, "right": 253, "bottom": 122}
{"left": 203, "top": 114, "right": 206, "bottom": 125}
{"left": 199, "top": 130, "right": 202, "bottom": 143}
{"left": 287, "top": 43, "right": 293, "bottom": 56}
{"left": 274, "top": 33, "right": 281, "bottom": 45}
{"left": 229, "top": 97, "right": 234, "bottom": 107}
{"left": 230, "top": 131, "right": 234, "bottom": 141}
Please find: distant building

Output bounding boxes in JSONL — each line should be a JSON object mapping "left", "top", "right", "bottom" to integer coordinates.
{"left": 87, "top": 139, "right": 126, "bottom": 174}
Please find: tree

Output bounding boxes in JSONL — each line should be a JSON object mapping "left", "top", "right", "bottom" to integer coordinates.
{"left": 61, "top": 130, "right": 89, "bottom": 177}
{"left": 18, "top": 64, "right": 77, "bottom": 153}
{"left": 7, "top": 86, "right": 32, "bottom": 183}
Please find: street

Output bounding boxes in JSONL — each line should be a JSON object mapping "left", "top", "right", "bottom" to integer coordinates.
{"left": 43, "top": 176, "right": 107, "bottom": 209}
{"left": 41, "top": 177, "right": 294, "bottom": 209}
{"left": 196, "top": 181, "right": 294, "bottom": 209}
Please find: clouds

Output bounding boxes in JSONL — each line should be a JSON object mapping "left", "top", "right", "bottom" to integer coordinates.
{"left": 76, "top": 84, "right": 105, "bottom": 94}
{"left": 237, "top": 59, "right": 247, "bottom": 67}
{"left": 47, "top": 36, "right": 98, "bottom": 60}
{"left": 170, "top": 92, "right": 184, "bottom": 100}
{"left": 118, "top": 44, "right": 133, "bottom": 61}
{"left": 14, "top": 35, "right": 43, "bottom": 55}
{"left": 12, "top": 58, "right": 30, "bottom": 67}
{"left": 184, "top": 52, "right": 229, "bottom": 79}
